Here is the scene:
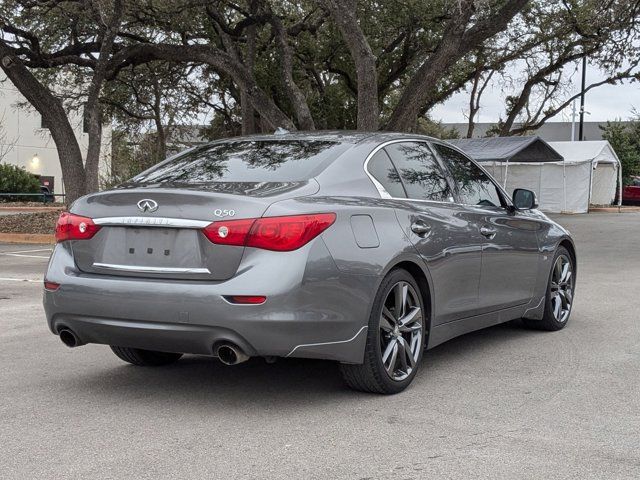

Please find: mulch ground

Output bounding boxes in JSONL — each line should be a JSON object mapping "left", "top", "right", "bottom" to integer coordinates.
{"left": 0, "top": 210, "right": 63, "bottom": 234}
{"left": 0, "top": 201, "right": 65, "bottom": 208}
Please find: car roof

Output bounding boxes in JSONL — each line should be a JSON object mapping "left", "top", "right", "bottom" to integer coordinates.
{"left": 207, "top": 130, "right": 441, "bottom": 145}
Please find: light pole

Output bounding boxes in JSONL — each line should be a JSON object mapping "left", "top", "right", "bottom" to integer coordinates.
{"left": 578, "top": 54, "right": 587, "bottom": 141}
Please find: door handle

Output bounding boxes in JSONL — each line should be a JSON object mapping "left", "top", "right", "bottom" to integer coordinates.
{"left": 411, "top": 222, "right": 431, "bottom": 236}
{"left": 480, "top": 226, "right": 497, "bottom": 238}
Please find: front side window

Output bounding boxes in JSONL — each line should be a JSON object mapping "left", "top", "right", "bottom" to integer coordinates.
{"left": 367, "top": 150, "right": 406, "bottom": 198}
{"left": 126, "top": 140, "right": 350, "bottom": 185}
{"left": 433, "top": 144, "right": 503, "bottom": 208}
{"left": 384, "top": 142, "right": 453, "bottom": 202}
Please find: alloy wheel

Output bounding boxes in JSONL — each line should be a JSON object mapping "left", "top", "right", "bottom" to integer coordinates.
{"left": 550, "top": 254, "right": 573, "bottom": 323}
{"left": 379, "top": 281, "right": 423, "bottom": 381}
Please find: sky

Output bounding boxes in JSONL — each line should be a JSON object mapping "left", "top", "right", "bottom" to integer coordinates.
{"left": 431, "top": 64, "right": 640, "bottom": 125}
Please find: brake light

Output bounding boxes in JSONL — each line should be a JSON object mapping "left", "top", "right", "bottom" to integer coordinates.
{"left": 202, "top": 218, "right": 256, "bottom": 245}
{"left": 55, "top": 212, "right": 101, "bottom": 242}
{"left": 202, "top": 213, "right": 336, "bottom": 251}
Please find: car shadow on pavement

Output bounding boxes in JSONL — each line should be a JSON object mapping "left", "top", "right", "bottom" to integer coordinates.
{"left": 66, "top": 320, "right": 539, "bottom": 404}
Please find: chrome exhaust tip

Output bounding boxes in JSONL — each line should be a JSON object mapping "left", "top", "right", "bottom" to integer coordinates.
{"left": 59, "top": 328, "right": 84, "bottom": 348}
{"left": 216, "top": 344, "right": 249, "bottom": 365}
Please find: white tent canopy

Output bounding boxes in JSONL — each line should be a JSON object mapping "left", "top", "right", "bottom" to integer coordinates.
{"left": 548, "top": 141, "right": 621, "bottom": 208}
{"left": 481, "top": 141, "right": 621, "bottom": 213}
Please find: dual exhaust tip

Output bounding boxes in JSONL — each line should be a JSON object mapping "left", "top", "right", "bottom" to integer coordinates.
{"left": 58, "top": 328, "right": 85, "bottom": 348}
{"left": 59, "top": 328, "right": 250, "bottom": 366}
{"left": 216, "top": 343, "right": 250, "bottom": 365}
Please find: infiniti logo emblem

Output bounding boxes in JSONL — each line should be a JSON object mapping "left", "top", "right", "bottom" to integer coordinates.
{"left": 137, "top": 199, "right": 158, "bottom": 213}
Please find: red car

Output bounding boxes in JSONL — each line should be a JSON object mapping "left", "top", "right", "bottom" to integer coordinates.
{"left": 622, "top": 176, "right": 640, "bottom": 205}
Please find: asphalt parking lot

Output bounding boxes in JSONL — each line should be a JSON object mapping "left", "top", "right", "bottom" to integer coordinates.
{"left": 1, "top": 213, "right": 639, "bottom": 479}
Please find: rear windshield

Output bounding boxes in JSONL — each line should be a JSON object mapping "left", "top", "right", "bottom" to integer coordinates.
{"left": 126, "top": 140, "right": 350, "bottom": 185}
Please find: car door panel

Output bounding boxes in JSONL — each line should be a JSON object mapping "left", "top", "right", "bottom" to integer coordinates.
{"left": 394, "top": 202, "right": 484, "bottom": 325}
{"left": 474, "top": 208, "right": 542, "bottom": 312}
{"left": 431, "top": 142, "right": 541, "bottom": 314}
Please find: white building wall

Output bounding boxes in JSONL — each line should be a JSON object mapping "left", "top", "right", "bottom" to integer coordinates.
{"left": 0, "top": 73, "right": 111, "bottom": 195}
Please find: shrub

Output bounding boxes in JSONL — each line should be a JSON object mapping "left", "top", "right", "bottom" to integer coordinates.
{"left": 601, "top": 117, "right": 640, "bottom": 185}
{"left": 0, "top": 163, "right": 42, "bottom": 202}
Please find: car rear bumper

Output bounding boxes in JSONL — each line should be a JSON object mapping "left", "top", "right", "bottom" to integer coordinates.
{"left": 44, "top": 241, "right": 375, "bottom": 363}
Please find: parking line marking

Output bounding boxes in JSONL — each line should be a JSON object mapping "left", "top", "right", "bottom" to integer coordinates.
{"left": 1, "top": 253, "right": 50, "bottom": 259}
{"left": 0, "top": 277, "right": 41, "bottom": 283}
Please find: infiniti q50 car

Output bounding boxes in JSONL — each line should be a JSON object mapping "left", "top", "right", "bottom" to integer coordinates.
{"left": 44, "top": 132, "right": 576, "bottom": 394}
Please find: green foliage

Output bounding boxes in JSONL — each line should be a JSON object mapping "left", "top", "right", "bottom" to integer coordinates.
{"left": 601, "top": 117, "right": 640, "bottom": 184}
{"left": 0, "top": 163, "right": 42, "bottom": 201}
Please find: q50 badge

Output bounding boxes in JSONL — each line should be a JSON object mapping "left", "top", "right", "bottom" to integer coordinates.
{"left": 213, "top": 209, "right": 236, "bottom": 218}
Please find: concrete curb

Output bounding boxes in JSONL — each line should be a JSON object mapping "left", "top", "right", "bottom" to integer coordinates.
{"left": 0, "top": 233, "right": 55, "bottom": 244}
{"left": 589, "top": 207, "right": 640, "bottom": 213}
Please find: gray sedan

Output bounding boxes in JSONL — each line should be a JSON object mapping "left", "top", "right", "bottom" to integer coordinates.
{"left": 44, "top": 132, "right": 576, "bottom": 393}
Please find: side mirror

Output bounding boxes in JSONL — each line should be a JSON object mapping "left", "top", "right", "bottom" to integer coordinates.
{"left": 512, "top": 188, "right": 538, "bottom": 210}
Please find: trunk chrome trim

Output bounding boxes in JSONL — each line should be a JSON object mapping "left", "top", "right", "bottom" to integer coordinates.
{"left": 92, "top": 262, "right": 211, "bottom": 274}
{"left": 93, "top": 216, "right": 210, "bottom": 228}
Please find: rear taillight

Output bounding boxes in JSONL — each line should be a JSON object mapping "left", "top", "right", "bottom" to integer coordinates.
{"left": 55, "top": 212, "right": 101, "bottom": 242}
{"left": 202, "top": 218, "right": 256, "bottom": 246}
{"left": 202, "top": 213, "right": 336, "bottom": 252}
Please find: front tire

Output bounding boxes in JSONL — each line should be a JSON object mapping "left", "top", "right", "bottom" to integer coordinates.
{"left": 523, "top": 246, "right": 575, "bottom": 331}
{"left": 110, "top": 346, "right": 183, "bottom": 366}
{"left": 340, "top": 268, "right": 426, "bottom": 394}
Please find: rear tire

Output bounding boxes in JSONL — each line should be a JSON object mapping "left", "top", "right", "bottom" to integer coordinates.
{"left": 340, "top": 268, "right": 426, "bottom": 394}
{"left": 523, "top": 246, "right": 575, "bottom": 331}
{"left": 110, "top": 346, "right": 183, "bottom": 366}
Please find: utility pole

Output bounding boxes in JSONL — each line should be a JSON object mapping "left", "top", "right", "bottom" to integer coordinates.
{"left": 571, "top": 99, "right": 576, "bottom": 141}
{"left": 578, "top": 54, "right": 587, "bottom": 141}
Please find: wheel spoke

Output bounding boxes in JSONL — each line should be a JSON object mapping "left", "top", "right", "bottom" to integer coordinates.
{"left": 399, "top": 337, "right": 416, "bottom": 369}
{"left": 554, "top": 258, "right": 563, "bottom": 281}
{"left": 553, "top": 293, "right": 562, "bottom": 319}
{"left": 399, "top": 306, "right": 421, "bottom": 328}
{"left": 385, "top": 341, "right": 399, "bottom": 375}
{"left": 382, "top": 337, "right": 397, "bottom": 363}
{"left": 397, "top": 338, "right": 408, "bottom": 371}
{"left": 394, "top": 283, "right": 408, "bottom": 319}
{"left": 560, "top": 262, "right": 570, "bottom": 283}
{"left": 565, "top": 288, "right": 573, "bottom": 303}
{"left": 400, "top": 322, "right": 422, "bottom": 333}
{"left": 380, "top": 312, "right": 395, "bottom": 332}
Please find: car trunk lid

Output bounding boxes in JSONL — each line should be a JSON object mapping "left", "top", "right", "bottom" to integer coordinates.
{"left": 70, "top": 182, "right": 317, "bottom": 281}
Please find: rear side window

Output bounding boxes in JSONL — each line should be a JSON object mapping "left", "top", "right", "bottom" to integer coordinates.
{"left": 367, "top": 150, "right": 407, "bottom": 198}
{"left": 432, "top": 144, "right": 503, "bottom": 208}
{"left": 384, "top": 142, "right": 453, "bottom": 202}
{"left": 127, "top": 140, "right": 350, "bottom": 185}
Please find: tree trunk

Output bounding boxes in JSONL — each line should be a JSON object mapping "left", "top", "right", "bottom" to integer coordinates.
{"left": 84, "top": 0, "right": 123, "bottom": 193}
{"left": 271, "top": 15, "right": 315, "bottom": 130}
{"left": 320, "top": 0, "right": 378, "bottom": 130}
{"left": 0, "top": 42, "right": 86, "bottom": 204}
{"left": 242, "top": 2, "right": 258, "bottom": 135}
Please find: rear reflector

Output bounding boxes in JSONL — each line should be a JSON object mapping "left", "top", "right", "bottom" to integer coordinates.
{"left": 224, "top": 295, "right": 267, "bottom": 305}
{"left": 44, "top": 281, "right": 60, "bottom": 291}
{"left": 55, "top": 212, "right": 101, "bottom": 242}
{"left": 202, "top": 213, "right": 336, "bottom": 252}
